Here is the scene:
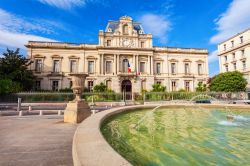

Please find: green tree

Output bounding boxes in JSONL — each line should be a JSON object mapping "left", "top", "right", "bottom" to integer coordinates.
{"left": 209, "top": 71, "right": 247, "bottom": 92}
{"left": 196, "top": 82, "right": 207, "bottom": 92}
{"left": 151, "top": 83, "right": 166, "bottom": 92}
{"left": 93, "top": 82, "right": 108, "bottom": 92}
{"left": 0, "top": 79, "right": 21, "bottom": 94}
{"left": 0, "top": 48, "right": 35, "bottom": 93}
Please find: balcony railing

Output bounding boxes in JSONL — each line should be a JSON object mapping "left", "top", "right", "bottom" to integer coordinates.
{"left": 117, "top": 71, "right": 136, "bottom": 76}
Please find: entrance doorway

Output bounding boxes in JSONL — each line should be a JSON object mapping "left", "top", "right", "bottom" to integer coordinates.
{"left": 121, "top": 80, "right": 132, "bottom": 100}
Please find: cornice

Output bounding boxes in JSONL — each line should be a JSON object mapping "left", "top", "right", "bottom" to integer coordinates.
{"left": 218, "top": 42, "right": 250, "bottom": 56}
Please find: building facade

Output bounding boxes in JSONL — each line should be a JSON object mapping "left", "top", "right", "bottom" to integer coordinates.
{"left": 26, "top": 16, "right": 209, "bottom": 94}
{"left": 218, "top": 28, "right": 250, "bottom": 90}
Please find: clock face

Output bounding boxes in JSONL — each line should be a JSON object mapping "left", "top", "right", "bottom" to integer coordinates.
{"left": 123, "top": 39, "right": 130, "bottom": 46}
{"left": 122, "top": 38, "right": 133, "bottom": 47}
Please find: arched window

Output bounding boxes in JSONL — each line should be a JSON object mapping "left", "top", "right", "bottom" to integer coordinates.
{"left": 123, "top": 24, "right": 128, "bottom": 34}
{"left": 122, "top": 59, "right": 128, "bottom": 72}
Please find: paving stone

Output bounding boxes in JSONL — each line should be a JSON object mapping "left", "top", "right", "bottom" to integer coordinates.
{"left": 0, "top": 116, "right": 77, "bottom": 166}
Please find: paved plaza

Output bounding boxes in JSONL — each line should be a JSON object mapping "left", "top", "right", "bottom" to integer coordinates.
{"left": 0, "top": 115, "right": 77, "bottom": 166}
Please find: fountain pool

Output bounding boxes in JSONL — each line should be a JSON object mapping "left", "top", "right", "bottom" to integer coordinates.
{"left": 101, "top": 106, "right": 250, "bottom": 166}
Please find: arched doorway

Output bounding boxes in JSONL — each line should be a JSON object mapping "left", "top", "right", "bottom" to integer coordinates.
{"left": 121, "top": 80, "right": 132, "bottom": 100}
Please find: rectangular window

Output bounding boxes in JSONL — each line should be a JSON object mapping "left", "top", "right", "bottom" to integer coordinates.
{"left": 52, "top": 81, "right": 59, "bottom": 91}
{"left": 106, "top": 61, "right": 112, "bottom": 74}
{"left": 185, "top": 81, "right": 190, "bottom": 92}
{"left": 70, "top": 60, "right": 77, "bottom": 73}
{"left": 35, "top": 81, "right": 41, "bottom": 90}
{"left": 225, "top": 56, "right": 227, "bottom": 62}
{"left": 35, "top": 59, "right": 42, "bottom": 72}
{"left": 53, "top": 60, "right": 60, "bottom": 73}
{"left": 232, "top": 53, "right": 236, "bottom": 60}
{"left": 141, "top": 80, "right": 146, "bottom": 90}
{"left": 156, "top": 63, "right": 161, "bottom": 74}
{"left": 243, "top": 61, "right": 246, "bottom": 70}
{"left": 198, "top": 64, "right": 202, "bottom": 75}
{"left": 240, "top": 36, "right": 243, "bottom": 43}
{"left": 184, "top": 63, "right": 190, "bottom": 75}
{"left": 224, "top": 44, "right": 226, "bottom": 51}
{"left": 241, "top": 50, "right": 245, "bottom": 57}
{"left": 225, "top": 65, "right": 229, "bottom": 72}
{"left": 141, "top": 42, "right": 145, "bottom": 48}
{"left": 107, "top": 40, "right": 111, "bottom": 46}
{"left": 88, "top": 61, "right": 94, "bottom": 74}
{"left": 140, "top": 62, "right": 145, "bottom": 73}
{"left": 171, "top": 81, "right": 177, "bottom": 91}
{"left": 231, "top": 40, "right": 234, "bottom": 48}
{"left": 171, "top": 63, "right": 176, "bottom": 74}
{"left": 156, "top": 81, "right": 161, "bottom": 85}
{"left": 88, "top": 81, "right": 93, "bottom": 92}
{"left": 233, "top": 63, "right": 237, "bottom": 70}
{"left": 69, "top": 81, "right": 73, "bottom": 88}
{"left": 106, "top": 80, "right": 112, "bottom": 90}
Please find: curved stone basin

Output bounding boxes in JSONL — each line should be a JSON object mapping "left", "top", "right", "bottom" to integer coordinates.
{"left": 73, "top": 104, "right": 250, "bottom": 166}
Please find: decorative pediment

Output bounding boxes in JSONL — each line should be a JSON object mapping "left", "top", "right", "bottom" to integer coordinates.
{"left": 51, "top": 55, "right": 63, "bottom": 59}
{"left": 196, "top": 59, "right": 204, "bottom": 63}
{"left": 104, "top": 55, "right": 114, "bottom": 60}
{"left": 86, "top": 56, "right": 97, "bottom": 60}
{"left": 183, "top": 59, "right": 191, "bottom": 62}
{"left": 33, "top": 54, "right": 46, "bottom": 58}
{"left": 154, "top": 57, "right": 164, "bottom": 61}
{"left": 169, "top": 58, "right": 178, "bottom": 62}
{"left": 68, "top": 55, "right": 80, "bottom": 59}
{"left": 104, "top": 77, "right": 112, "bottom": 81}
{"left": 139, "top": 56, "right": 148, "bottom": 61}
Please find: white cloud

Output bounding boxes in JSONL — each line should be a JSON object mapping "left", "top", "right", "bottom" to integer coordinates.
{"left": 0, "top": 30, "right": 55, "bottom": 49}
{"left": 208, "top": 50, "right": 218, "bottom": 63}
{"left": 37, "top": 0, "right": 86, "bottom": 10}
{"left": 210, "top": 0, "right": 250, "bottom": 44}
{"left": 139, "top": 13, "right": 171, "bottom": 44}
{"left": 0, "top": 8, "right": 57, "bottom": 50}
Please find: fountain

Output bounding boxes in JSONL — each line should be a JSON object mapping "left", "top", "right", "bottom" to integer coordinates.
{"left": 133, "top": 105, "right": 162, "bottom": 129}
{"left": 64, "top": 73, "right": 91, "bottom": 123}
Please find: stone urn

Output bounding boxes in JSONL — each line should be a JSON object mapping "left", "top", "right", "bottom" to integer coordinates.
{"left": 70, "top": 73, "right": 86, "bottom": 101}
{"left": 64, "top": 73, "right": 91, "bottom": 123}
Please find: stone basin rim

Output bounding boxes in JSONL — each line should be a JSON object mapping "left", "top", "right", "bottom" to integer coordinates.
{"left": 72, "top": 104, "right": 250, "bottom": 166}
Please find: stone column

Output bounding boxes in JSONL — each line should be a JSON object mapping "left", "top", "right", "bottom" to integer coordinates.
{"left": 136, "top": 55, "right": 139, "bottom": 74}
{"left": 114, "top": 54, "right": 117, "bottom": 74}
{"left": 99, "top": 54, "right": 102, "bottom": 74}
{"left": 117, "top": 54, "right": 120, "bottom": 73}
{"left": 102, "top": 54, "right": 104, "bottom": 75}
{"left": 151, "top": 56, "right": 153, "bottom": 75}
{"left": 148, "top": 55, "right": 150, "bottom": 74}
{"left": 133, "top": 54, "right": 136, "bottom": 72}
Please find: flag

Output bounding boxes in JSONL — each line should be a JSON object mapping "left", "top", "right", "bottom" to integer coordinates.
{"left": 128, "top": 62, "right": 131, "bottom": 73}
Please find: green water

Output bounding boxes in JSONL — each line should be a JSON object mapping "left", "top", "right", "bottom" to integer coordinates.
{"left": 101, "top": 107, "right": 250, "bottom": 166}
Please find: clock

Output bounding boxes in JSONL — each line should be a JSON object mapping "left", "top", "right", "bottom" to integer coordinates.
{"left": 122, "top": 38, "right": 133, "bottom": 47}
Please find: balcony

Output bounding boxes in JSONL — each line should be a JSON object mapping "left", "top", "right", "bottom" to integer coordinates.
{"left": 48, "top": 71, "right": 64, "bottom": 76}
{"left": 117, "top": 71, "right": 137, "bottom": 77}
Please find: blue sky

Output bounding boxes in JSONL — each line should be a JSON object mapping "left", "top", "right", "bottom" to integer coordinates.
{"left": 0, "top": 0, "right": 250, "bottom": 76}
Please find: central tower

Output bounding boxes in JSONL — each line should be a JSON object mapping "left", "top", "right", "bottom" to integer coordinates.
{"left": 98, "top": 16, "right": 153, "bottom": 48}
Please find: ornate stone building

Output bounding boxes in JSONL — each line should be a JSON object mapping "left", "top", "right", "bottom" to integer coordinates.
{"left": 26, "top": 16, "right": 209, "bottom": 94}
{"left": 218, "top": 28, "right": 250, "bottom": 91}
